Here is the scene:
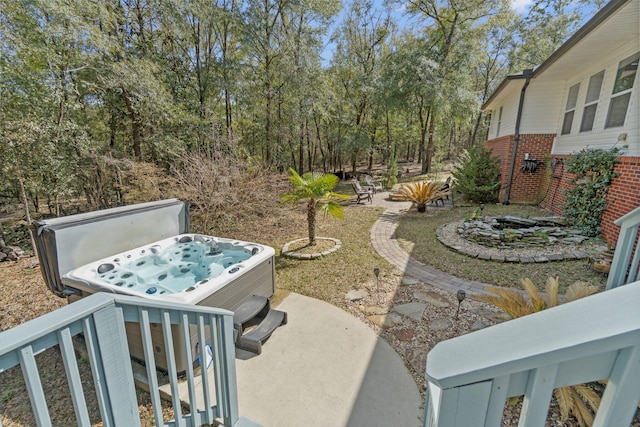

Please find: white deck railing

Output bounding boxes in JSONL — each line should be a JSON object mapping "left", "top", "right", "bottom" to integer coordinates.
{"left": 0, "top": 293, "right": 260, "bottom": 427}
{"left": 423, "top": 280, "right": 640, "bottom": 427}
{"left": 607, "top": 206, "right": 640, "bottom": 290}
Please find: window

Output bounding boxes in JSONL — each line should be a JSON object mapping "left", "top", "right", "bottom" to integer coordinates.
{"left": 580, "top": 70, "right": 604, "bottom": 132}
{"left": 561, "top": 83, "right": 580, "bottom": 135}
{"left": 496, "top": 106, "right": 502, "bottom": 137}
{"left": 605, "top": 53, "right": 639, "bottom": 128}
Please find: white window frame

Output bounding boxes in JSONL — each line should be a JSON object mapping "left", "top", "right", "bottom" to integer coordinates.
{"left": 561, "top": 83, "right": 580, "bottom": 135}
{"left": 580, "top": 70, "right": 604, "bottom": 132}
{"left": 605, "top": 52, "right": 639, "bottom": 129}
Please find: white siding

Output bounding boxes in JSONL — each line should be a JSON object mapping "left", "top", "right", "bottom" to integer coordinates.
{"left": 520, "top": 80, "right": 565, "bottom": 134}
{"left": 552, "top": 40, "right": 640, "bottom": 156}
{"left": 486, "top": 79, "right": 567, "bottom": 140}
{"left": 487, "top": 91, "right": 521, "bottom": 139}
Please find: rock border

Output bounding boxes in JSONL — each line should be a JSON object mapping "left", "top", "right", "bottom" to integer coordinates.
{"left": 281, "top": 237, "right": 342, "bottom": 260}
{"left": 436, "top": 223, "right": 590, "bottom": 263}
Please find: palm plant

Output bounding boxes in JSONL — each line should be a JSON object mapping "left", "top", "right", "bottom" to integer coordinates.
{"left": 280, "top": 168, "right": 349, "bottom": 246}
{"left": 395, "top": 181, "right": 449, "bottom": 212}
{"left": 478, "top": 278, "right": 601, "bottom": 426}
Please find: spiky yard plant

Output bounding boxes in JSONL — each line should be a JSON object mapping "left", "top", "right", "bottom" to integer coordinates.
{"left": 280, "top": 168, "right": 350, "bottom": 246}
{"left": 395, "top": 181, "right": 449, "bottom": 212}
{"left": 478, "top": 278, "right": 601, "bottom": 426}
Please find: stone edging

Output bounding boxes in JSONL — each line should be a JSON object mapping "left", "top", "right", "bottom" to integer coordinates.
{"left": 281, "top": 237, "right": 342, "bottom": 260}
{"left": 435, "top": 224, "right": 590, "bottom": 263}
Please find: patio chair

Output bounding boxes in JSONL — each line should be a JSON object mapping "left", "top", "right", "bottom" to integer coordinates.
{"left": 364, "top": 174, "right": 383, "bottom": 193}
{"left": 352, "top": 181, "right": 373, "bottom": 204}
{"left": 433, "top": 177, "right": 452, "bottom": 206}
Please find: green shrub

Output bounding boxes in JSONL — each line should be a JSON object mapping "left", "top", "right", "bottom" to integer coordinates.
{"left": 383, "top": 152, "right": 399, "bottom": 188}
{"left": 452, "top": 145, "right": 501, "bottom": 203}
{"left": 564, "top": 147, "right": 622, "bottom": 237}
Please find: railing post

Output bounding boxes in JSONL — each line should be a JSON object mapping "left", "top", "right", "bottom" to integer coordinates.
{"left": 518, "top": 364, "right": 559, "bottom": 426}
{"left": 424, "top": 381, "right": 493, "bottom": 427}
{"left": 18, "top": 346, "right": 51, "bottom": 427}
{"left": 92, "top": 303, "right": 141, "bottom": 426}
{"left": 607, "top": 207, "right": 640, "bottom": 289}
{"left": 219, "top": 313, "right": 241, "bottom": 427}
{"left": 593, "top": 345, "right": 640, "bottom": 427}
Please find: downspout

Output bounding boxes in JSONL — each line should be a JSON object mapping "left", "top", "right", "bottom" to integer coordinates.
{"left": 503, "top": 68, "right": 533, "bottom": 205}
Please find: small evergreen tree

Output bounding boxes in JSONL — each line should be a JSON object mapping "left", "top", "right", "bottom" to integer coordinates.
{"left": 452, "top": 145, "right": 501, "bottom": 203}
{"left": 383, "top": 152, "right": 399, "bottom": 189}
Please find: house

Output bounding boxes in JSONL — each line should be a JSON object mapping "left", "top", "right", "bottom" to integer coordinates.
{"left": 481, "top": 0, "right": 640, "bottom": 245}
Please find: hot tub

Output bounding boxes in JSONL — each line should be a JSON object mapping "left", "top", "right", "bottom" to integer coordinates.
{"left": 31, "top": 199, "right": 278, "bottom": 372}
{"left": 62, "top": 233, "right": 275, "bottom": 308}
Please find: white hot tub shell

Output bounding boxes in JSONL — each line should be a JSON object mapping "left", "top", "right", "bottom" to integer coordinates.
{"left": 32, "top": 199, "right": 276, "bottom": 372}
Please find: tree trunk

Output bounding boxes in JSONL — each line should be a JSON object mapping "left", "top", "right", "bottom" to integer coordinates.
{"left": 306, "top": 121, "right": 313, "bottom": 172}
{"left": 298, "top": 122, "right": 304, "bottom": 174}
{"left": 470, "top": 112, "right": 483, "bottom": 148}
{"left": 122, "top": 88, "right": 142, "bottom": 160}
{"left": 385, "top": 112, "right": 391, "bottom": 165}
{"left": 314, "top": 115, "right": 326, "bottom": 172}
{"left": 17, "top": 175, "right": 37, "bottom": 256}
{"left": 422, "top": 113, "right": 437, "bottom": 174}
{"left": 307, "top": 201, "right": 316, "bottom": 245}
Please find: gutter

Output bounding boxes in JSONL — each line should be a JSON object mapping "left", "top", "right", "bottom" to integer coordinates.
{"left": 503, "top": 69, "right": 533, "bottom": 205}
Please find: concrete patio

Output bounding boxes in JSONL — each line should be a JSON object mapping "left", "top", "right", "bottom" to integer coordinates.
{"left": 154, "top": 291, "right": 423, "bottom": 426}
{"left": 234, "top": 292, "right": 422, "bottom": 426}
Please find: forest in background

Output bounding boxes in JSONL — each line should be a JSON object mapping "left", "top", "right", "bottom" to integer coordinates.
{"left": 1, "top": 0, "right": 603, "bottom": 217}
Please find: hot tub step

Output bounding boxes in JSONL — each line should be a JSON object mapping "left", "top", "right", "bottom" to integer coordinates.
{"left": 236, "top": 308, "right": 287, "bottom": 355}
{"left": 233, "top": 295, "right": 271, "bottom": 327}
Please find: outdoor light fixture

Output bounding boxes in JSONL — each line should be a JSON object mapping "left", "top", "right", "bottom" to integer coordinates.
{"left": 373, "top": 266, "right": 380, "bottom": 290}
{"left": 455, "top": 290, "right": 466, "bottom": 320}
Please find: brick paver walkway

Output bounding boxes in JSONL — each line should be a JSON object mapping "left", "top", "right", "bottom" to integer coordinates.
{"left": 368, "top": 192, "right": 491, "bottom": 296}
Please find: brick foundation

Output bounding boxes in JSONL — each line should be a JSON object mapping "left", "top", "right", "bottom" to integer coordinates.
{"left": 539, "top": 156, "right": 640, "bottom": 245}
{"left": 485, "top": 134, "right": 555, "bottom": 204}
{"left": 485, "top": 135, "right": 640, "bottom": 246}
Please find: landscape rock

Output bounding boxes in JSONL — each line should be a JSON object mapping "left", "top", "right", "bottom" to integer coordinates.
{"left": 457, "top": 216, "right": 589, "bottom": 250}
{"left": 471, "top": 320, "right": 489, "bottom": 331}
{"left": 391, "top": 328, "right": 415, "bottom": 342}
{"left": 363, "top": 305, "right": 387, "bottom": 315}
{"left": 366, "top": 313, "right": 403, "bottom": 328}
{"left": 430, "top": 318, "right": 453, "bottom": 331}
{"left": 405, "top": 347, "right": 428, "bottom": 376}
{"left": 345, "top": 289, "right": 368, "bottom": 302}
{"left": 0, "top": 241, "right": 25, "bottom": 262}
{"left": 413, "top": 291, "right": 451, "bottom": 308}
{"left": 393, "top": 302, "right": 427, "bottom": 321}
{"left": 401, "top": 277, "right": 419, "bottom": 286}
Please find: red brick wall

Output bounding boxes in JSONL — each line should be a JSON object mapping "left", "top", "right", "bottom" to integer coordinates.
{"left": 484, "top": 135, "right": 513, "bottom": 202}
{"left": 485, "top": 135, "right": 640, "bottom": 247}
{"left": 539, "top": 154, "right": 571, "bottom": 215}
{"left": 538, "top": 155, "right": 640, "bottom": 246}
{"left": 601, "top": 157, "right": 640, "bottom": 244}
{"left": 484, "top": 134, "right": 555, "bottom": 203}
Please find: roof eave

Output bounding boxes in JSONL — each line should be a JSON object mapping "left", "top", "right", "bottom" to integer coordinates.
{"left": 481, "top": 74, "right": 528, "bottom": 111}
{"left": 481, "top": 0, "right": 632, "bottom": 112}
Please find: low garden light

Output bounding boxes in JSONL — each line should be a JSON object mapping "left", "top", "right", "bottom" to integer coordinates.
{"left": 373, "top": 266, "right": 380, "bottom": 289}
{"left": 455, "top": 290, "right": 466, "bottom": 320}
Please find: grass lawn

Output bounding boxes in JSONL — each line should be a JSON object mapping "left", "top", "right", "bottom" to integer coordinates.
{"left": 394, "top": 203, "right": 606, "bottom": 292}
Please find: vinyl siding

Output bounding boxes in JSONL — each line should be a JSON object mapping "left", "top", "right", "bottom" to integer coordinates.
{"left": 552, "top": 40, "right": 640, "bottom": 155}
{"left": 520, "top": 80, "right": 565, "bottom": 134}
{"left": 488, "top": 92, "right": 521, "bottom": 139}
